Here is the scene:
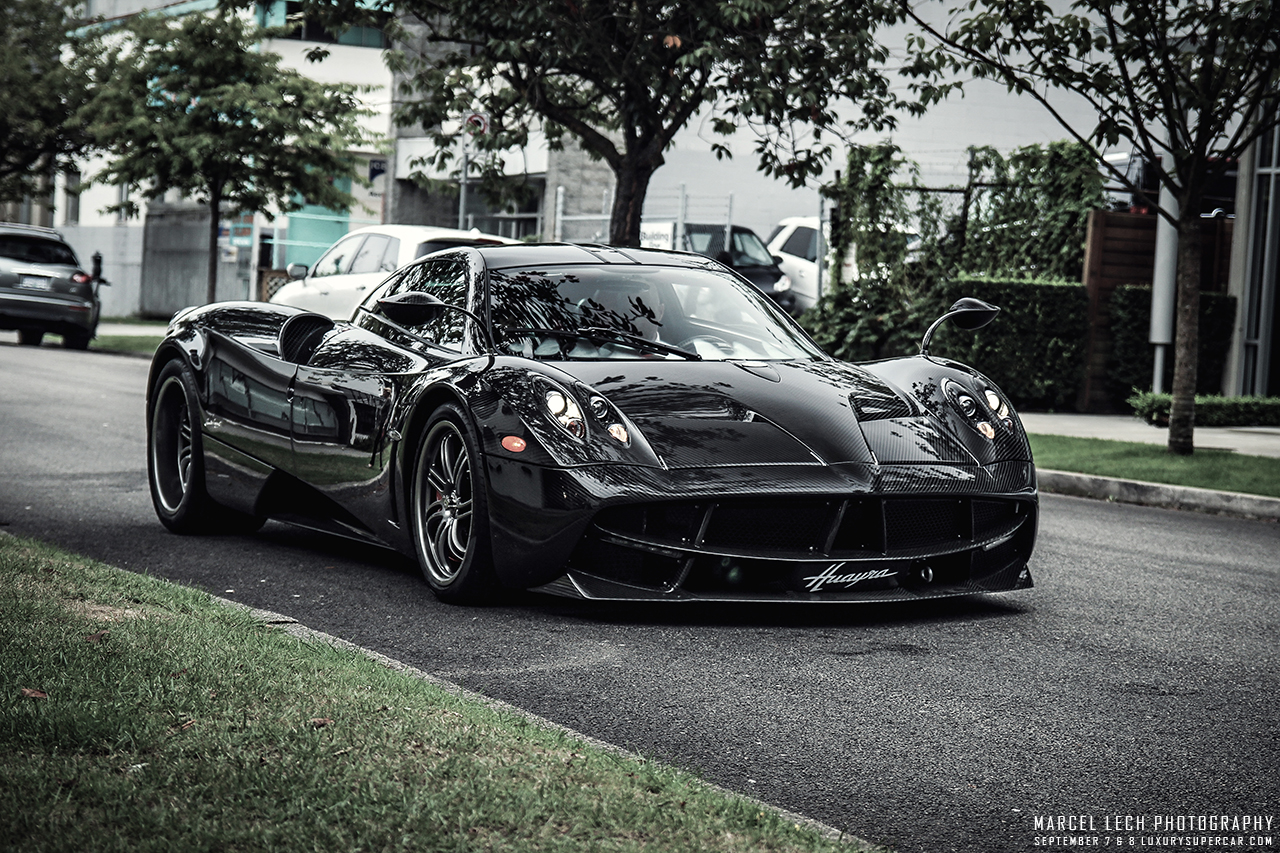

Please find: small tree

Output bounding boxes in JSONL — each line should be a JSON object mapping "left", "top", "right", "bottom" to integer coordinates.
{"left": 0, "top": 0, "right": 102, "bottom": 203}
{"left": 806, "top": 142, "right": 946, "bottom": 361}
{"left": 278, "top": 0, "right": 915, "bottom": 246}
{"left": 899, "top": 0, "right": 1280, "bottom": 454}
{"left": 806, "top": 140, "right": 1107, "bottom": 362}
{"left": 955, "top": 141, "right": 1106, "bottom": 281}
{"left": 88, "top": 11, "right": 373, "bottom": 303}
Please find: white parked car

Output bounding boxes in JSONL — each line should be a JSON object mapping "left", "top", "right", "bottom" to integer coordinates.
{"left": 764, "top": 217, "right": 852, "bottom": 312}
{"left": 767, "top": 217, "right": 921, "bottom": 312}
{"left": 270, "top": 225, "right": 518, "bottom": 320}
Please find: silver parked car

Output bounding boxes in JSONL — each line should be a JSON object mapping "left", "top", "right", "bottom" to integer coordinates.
{"left": 0, "top": 222, "right": 102, "bottom": 349}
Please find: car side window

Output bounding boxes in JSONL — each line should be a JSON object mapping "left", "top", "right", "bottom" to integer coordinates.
{"left": 348, "top": 234, "right": 392, "bottom": 275}
{"left": 381, "top": 237, "right": 400, "bottom": 270}
{"left": 364, "top": 255, "right": 470, "bottom": 350}
{"left": 311, "top": 234, "right": 365, "bottom": 278}
{"left": 782, "top": 226, "right": 818, "bottom": 263}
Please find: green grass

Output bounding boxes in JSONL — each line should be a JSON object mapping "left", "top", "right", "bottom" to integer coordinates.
{"left": 0, "top": 534, "right": 881, "bottom": 853}
{"left": 90, "top": 335, "right": 164, "bottom": 355}
{"left": 1029, "top": 433, "right": 1280, "bottom": 498}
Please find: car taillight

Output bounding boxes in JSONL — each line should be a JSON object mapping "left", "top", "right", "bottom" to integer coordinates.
{"left": 72, "top": 272, "right": 92, "bottom": 284}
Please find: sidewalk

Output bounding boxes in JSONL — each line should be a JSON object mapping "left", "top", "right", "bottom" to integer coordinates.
{"left": 1021, "top": 412, "right": 1280, "bottom": 520}
{"left": 1019, "top": 412, "right": 1280, "bottom": 459}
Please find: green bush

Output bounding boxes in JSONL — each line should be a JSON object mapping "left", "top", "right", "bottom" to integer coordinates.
{"left": 923, "top": 277, "right": 1088, "bottom": 411}
{"left": 1127, "top": 391, "right": 1280, "bottom": 427}
{"left": 1108, "top": 286, "right": 1238, "bottom": 406}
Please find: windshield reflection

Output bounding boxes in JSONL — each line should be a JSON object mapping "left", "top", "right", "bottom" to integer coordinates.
{"left": 488, "top": 266, "right": 824, "bottom": 362}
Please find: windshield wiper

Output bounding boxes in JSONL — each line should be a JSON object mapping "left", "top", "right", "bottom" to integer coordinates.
{"left": 505, "top": 326, "right": 702, "bottom": 361}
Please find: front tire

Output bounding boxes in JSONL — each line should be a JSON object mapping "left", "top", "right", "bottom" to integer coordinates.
{"left": 411, "top": 403, "right": 497, "bottom": 604}
{"left": 148, "top": 359, "right": 263, "bottom": 534}
{"left": 18, "top": 329, "right": 43, "bottom": 346}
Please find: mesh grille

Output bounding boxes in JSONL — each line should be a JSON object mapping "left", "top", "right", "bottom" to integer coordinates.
{"left": 972, "top": 499, "right": 1020, "bottom": 539}
{"left": 702, "top": 500, "right": 833, "bottom": 552}
{"left": 593, "top": 502, "right": 704, "bottom": 543}
{"left": 884, "top": 499, "right": 967, "bottom": 550}
{"left": 591, "top": 497, "right": 1027, "bottom": 557}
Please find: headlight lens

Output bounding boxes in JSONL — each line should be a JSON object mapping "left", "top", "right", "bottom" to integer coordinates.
{"left": 983, "top": 388, "right": 1009, "bottom": 419}
{"left": 773, "top": 275, "right": 792, "bottom": 292}
{"left": 544, "top": 388, "right": 585, "bottom": 438}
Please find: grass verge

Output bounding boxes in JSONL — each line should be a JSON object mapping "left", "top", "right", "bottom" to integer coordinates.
{"left": 1028, "top": 433, "right": 1280, "bottom": 498}
{"left": 90, "top": 335, "right": 163, "bottom": 355}
{"left": 0, "top": 534, "right": 880, "bottom": 853}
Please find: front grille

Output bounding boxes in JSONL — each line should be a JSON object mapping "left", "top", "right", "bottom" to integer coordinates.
{"left": 587, "top": 495, "right": 1030, "bottom": 560}
{"left": 572, "top": 494, "right": 1035, "bottom": 596}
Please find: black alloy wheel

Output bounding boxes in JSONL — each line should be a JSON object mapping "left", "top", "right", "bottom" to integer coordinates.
{"left": 147, "top": 358, "right": 262, "bottom": 534}
{"left": 411, "top": 402, "right": 496, "bottom": 603}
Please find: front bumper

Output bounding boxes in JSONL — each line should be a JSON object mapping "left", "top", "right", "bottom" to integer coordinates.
{"left": 486, "top": 457, "right": 1037, "bottom": 601}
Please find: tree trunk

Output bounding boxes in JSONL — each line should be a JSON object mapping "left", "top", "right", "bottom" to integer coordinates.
{"left": 608, "top": 157, "right": 660, "bottom": 248}
{"left": 1166, "top": 210, "right": 1203, "bottom": 455}
{"left": 206, "top": 188, "right": 221, "bottom": 305}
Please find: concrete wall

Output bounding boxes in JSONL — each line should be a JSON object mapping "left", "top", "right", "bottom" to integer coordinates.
{"left": 140, "top": 203, "right": 253, "bottom": 318}
{"left": 59, "top": 224, "right": 145, "bottom": 318}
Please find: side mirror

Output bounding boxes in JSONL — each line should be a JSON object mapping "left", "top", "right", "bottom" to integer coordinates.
{"left": 377, "top": 290, "right": 446, "bottom": 326}
{"left": 919, "top": 297, "right": 1000, "bottom": 357}
{"left": 286, "top": 263, "right": 309, "bottom": 280}
{"left": 771, "top": 254, "right": 785, "bottom": 266}
{"left": 376, "top": 290, "right": 495, "bottom": 351}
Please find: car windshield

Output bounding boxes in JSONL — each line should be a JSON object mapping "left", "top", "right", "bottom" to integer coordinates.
{"left": 0, "top": 235, "right": 78, "bottom": 266}
{"left": 488, "top": 265, "right": 824, "bottom": 362}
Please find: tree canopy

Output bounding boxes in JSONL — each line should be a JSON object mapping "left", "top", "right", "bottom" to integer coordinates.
{"left": 277, "top": 0, "right": 916, "bottom": 246}
{"left": 89, "top": 11, "right": 374, "bottom": 302}
{"left": 898, "top": 0, "right": 1280, "bottom": 453}
{"left": 0, "top": 0, "right": 101, "bottom": 204}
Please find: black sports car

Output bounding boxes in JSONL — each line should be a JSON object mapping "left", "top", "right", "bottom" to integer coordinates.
{"left": 146, "top": 243, "right": 1036, "bottom": 604}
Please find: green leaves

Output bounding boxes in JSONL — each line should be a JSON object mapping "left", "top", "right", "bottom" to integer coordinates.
{"left": 318, "top": 0, "right": 908, "bottom": 244}
{"left": 0, "top": 0, "right": 104, "bottom": 203}
{"left": 86, "top": 11, "right": 374, "bottom": 220}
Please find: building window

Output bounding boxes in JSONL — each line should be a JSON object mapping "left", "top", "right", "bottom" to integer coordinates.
{"left": 63, "top": 170, "right": 81, "bottom": 226}
{"left": 1242, "top": 124, "right": 1280, "bottom": 396}
{"left": 258, "top": 1, "right": 388, "bottom": 48}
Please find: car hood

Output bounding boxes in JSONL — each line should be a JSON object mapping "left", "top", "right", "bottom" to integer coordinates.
{"left": 563, "top": 359, "right": 986, "bottom": 470}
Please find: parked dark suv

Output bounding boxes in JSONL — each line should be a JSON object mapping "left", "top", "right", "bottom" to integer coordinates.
{"left": 0, "top": 223, "right": 101, "bottom": 349}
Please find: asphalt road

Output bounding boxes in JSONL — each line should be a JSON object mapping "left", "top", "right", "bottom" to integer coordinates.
{"left": 2, "top": 343, "right": 1277, "bottom": 853}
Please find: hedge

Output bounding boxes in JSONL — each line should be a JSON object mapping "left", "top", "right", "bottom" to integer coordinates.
{"left": 1128, "top": 391, "right": 1280, "bottom": 427}
{"left": 1107, "top": 285, "right": 1238, "bottom": 406}
{"left": 923, "top": 277, "right": 1088, "bottom": 411}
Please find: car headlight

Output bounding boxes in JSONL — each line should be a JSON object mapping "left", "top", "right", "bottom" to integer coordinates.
{"left": 773, "top": 275, "right": 792, "bottom": 292}
{"left": 983, "top": 388, "right": 1010, "bottom": 420}
{"left": 588, "top": 394, "right": 630, "bottom": 445}
{"left": 943, "top": 378, "right": 1011, "bottom": 439}
{"left": 541, "top": 381, "right": 631, "bottom": 445}
{"left": 544, "top": 386, "right": 586, "bottom": 438}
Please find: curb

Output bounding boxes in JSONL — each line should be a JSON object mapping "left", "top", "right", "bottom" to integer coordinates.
{"left": 1038, "top": 469, "right": 1280, "bottom": 521}
{"left": 228, "top": 599, "right": 878, "bottom": 850}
